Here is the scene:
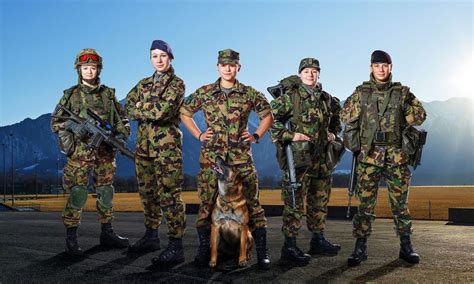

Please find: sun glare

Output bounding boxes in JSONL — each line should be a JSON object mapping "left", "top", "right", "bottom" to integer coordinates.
{"left": 448, "top": 53, "right": 474, "bottom": 100}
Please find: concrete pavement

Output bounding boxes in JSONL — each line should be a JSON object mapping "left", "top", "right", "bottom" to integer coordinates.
{"left": 0, "top": 212, "right": 473, "bottom": 283}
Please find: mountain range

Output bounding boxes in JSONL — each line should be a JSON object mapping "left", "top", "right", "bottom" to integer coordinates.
{"left": 0, "top": 97, "right": 472, "bottom": 187}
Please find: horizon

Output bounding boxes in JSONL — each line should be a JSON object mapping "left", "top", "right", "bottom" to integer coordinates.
{"left": 1, "top": 95, "right": 471, "bottom": 127}
{"left": 1, "top": 0, "right": 472, "bottom": 126}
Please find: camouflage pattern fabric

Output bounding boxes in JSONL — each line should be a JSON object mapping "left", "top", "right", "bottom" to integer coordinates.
{"left": 61, "top": 152, "right": 116, "bottom": 228}
{"left": 52, "top": 83, "right": 130, "bottom": 158}
{"left": 218, "top": 49, "right": 240, "bottom": 64}
{"left": 341, "top": 74, "right": 426, "bottom": 167}
{"left": 341, "top": 74, "right": 426, "bottom": 237}
{"left": 352, "top": 162, "right": 413, "bottom": 237}
{"left": 126, "top": 67, "right": 186, "bottom": 237}
{"left": 270, "top": 81, "right": 341, "bottom": 237}
{"left": 196, "top": 159, "right": 266, "bottom": 230}
{"left": 281, "top": 168, "right": 332, "bottom": 237}
{"left": 135, "top": 155, "right": 186, "bottom": 238}
{"left": 125, "top": 67, "right": 185, "bottom": 158}
{"left": 51, "top": 82, "right": 130, "bottom": 228}
{"left": 180, "top": 79, "right": 271, "bottom": 165}
{"left": 270, "top": 83, "right": 341, "bottom": 143}
{"left": 298, "top": 58, "right": 320, "bottom": 72}
{"left": 181, "top": 78, "right": 271, "bottom": 230}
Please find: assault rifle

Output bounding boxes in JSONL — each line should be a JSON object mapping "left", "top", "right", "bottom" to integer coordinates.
{"left": 55, "top": 104, "right": 134, "bottom": 160}
{"left": 267, "top": 84, "right": 300, "bottom": 209}
{"left": 411, "top": 130, "right": 427, "bottom": 170}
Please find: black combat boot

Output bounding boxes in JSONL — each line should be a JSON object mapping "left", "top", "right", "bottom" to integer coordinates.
{"left": 399, "top": 236, "right": 420, "bottom": 264}
{"left": 65, "top": 227, "right": 84, "bottom": 257}
{"left": 128, "top": 227, "right": 160, "bottom": 253}
{"left": 100, "top": 222, "right": 129, "bottom": 248}
{"left": 194, "top": 227, "right": 211, "bottom": 267}
{"left": 347, "top": 237, "right": 368, "bottom": 267}
{"left": 280, "top": 236, "right": 311, "bottom": 266}
{"left": 152, "top": 237, "right": 185, "bottom": 267}
{"left": 308, "top": 232, "right": 341, "bottom": 256}
{"left": 252, "top": 227, "right": 271, "bottom": 270}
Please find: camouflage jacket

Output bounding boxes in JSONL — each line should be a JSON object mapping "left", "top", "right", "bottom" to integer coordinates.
{"left": 51, "top": 83, "right": 130, "bottom": 160}
{"left": 125, "top": 67, "right": 185, "bottom": 158}
{"left": 180, "top": 79, "right": 271, "bottom": 165}
{"left": 341, "top": 75, "right": 427, "bottom": 167}
{"left": 270, "top": 83, "right": 342, "bottom": 145}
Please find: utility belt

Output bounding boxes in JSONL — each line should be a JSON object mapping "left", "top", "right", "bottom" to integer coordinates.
{"left": 361, "top": 131, "right": 401, "bottom": 146}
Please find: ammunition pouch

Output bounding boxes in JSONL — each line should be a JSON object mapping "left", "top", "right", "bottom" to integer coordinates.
{"left": 326, "top": 138, "right": 346, "bottom": 171}
{"left": 292, "top": 141, "right": 314, "bottom": 169}
{"left": 343, "top": 121, "right": 360, "bottom": 153}
{"left": 58, "top": 130, "right": 75, "bottom": 156}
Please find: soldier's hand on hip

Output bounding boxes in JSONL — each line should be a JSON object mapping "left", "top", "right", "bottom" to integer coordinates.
{"left": 199, "top": 128, "right": 214, "bottom": 142}
{"left": 241, "top": 130, "right": 256, "bottom": 143}
{"left": 327, "top": 132, "right": 336, "bottom": 142}
{"left": 292, "top": 133, "right": 311, "bottom": 142}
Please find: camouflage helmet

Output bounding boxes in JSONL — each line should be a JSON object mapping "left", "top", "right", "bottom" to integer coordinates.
{"left": 74, "top": 48, "right": 103, "bottom": 68}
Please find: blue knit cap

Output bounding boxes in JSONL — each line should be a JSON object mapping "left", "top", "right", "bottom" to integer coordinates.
{"left": 150, "top": 40, "right": 174, "bottom": 59}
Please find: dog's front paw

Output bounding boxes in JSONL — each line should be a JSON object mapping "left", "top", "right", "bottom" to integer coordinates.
{"left": 209, "top": 261, "right": 217, "bottom": 268}
{"left": 238, "top": 259, "right": 248, "bottom": 267}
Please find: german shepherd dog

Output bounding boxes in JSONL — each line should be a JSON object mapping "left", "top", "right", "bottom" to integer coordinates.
{"left": 209, "top": 156, "right": 253, "bottom": 268}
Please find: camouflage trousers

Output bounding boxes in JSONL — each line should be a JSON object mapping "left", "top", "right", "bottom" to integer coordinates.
{"left": 353, "top": 162, "right": 413, "bottom": 238}
{"left": 282, "top": 161, "right": 332, "bottom": 237}
{"left": 135, "top": 154, "right": 186, "bottom": 238}
{"left": 62, "top": 156, "right": 116, "bottom": 228}
{"left": 196, "top": 160, "right": 267, "bottom": 231}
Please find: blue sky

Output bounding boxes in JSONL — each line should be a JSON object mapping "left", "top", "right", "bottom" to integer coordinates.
{"left": 0, "top": 0, "right": 472, "bottom": 126}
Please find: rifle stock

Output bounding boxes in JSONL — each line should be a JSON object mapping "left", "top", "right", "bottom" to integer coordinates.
{"left": 346, "top": 153, "right": 358, "bottom": 218}
{"left": 268, "top": 85, "right": 300, "bottom": 209}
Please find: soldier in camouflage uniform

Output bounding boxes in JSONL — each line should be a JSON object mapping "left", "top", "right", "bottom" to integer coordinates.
{"left": 270, "top": 58, "right": 342, "bottom": 266}
{"left": 341, "top": 50, "right": 426, "bottom": 266}
{"left": 125, "top": 40, "right": 186, "bottom": 267}
{"left": 51, "top": 48, "right": 131, "bottom": 257}
{"left": 180, "top": 49, "right": 273, "bottom": 270}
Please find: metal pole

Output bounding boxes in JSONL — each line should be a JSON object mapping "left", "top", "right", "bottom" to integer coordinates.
{"left": 61, "top": 157, "right": 65, "bottom": 197}
{"left": 2, "top": 143, "right": 5, "bottom": 203}
{"left": 48, "top": 171, "right": 51, "bottom": 194}
{"left": 56, "top": 156, "right": 59, "bottom": 198}
{"left": 10, "top": 133, "right": 14, "bottom": 206}
{"left": 34, "top": 151, "right": 38, "bottom": 200}
{"left": 429, "top": 200, "right": 432, "bottom": 220}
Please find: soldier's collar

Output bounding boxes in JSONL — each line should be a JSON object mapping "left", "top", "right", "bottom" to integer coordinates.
{"left": 212, "top": 78, "right": 245, "bottom": 95}
{"left": 78, "top": 82, "right": 103, "bottom": 94}
{"left": 152, "top": 66, "right": 175, "bottom": 84}
{"left": 370, "top": 73, "right": 393, "bottom": 91}
{"left": 300, "top": 83, "right": 323, "bottom": 99}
